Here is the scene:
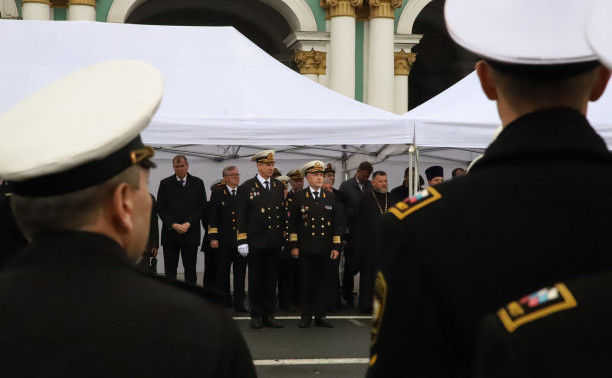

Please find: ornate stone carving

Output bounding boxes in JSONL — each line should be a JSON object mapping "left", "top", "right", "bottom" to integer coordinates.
{"left": 368, "top": 0, "right": 402, "bottom": 19}
{"left": 394, "top": 50, "right": 417, "bottom": 75}
{"left": 294, "top": 48, "right": 327, "bottom": 75}
{"left": 320, "top": 0, "right": 363, "bottom": 18}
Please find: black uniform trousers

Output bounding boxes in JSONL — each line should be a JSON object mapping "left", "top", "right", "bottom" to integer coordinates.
{"left": 163, "top": 242, "right": 198, "bottom": 284}
{"left": 299, "top": 253, "right": 333, "bottom": 317}
{"left": 278, "top": 250, "right": 300, "bottom": 309}
{"left": 248, "top": 247, "right": 281, "bottom": 317}
{"left": 214, "top": 245, "right": 247, "bottom": 308}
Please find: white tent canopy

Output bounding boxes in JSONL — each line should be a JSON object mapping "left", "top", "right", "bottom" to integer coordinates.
{"left": 0, "top": 20, "right": 410, "bottom": 146}
{"left": 404, "top": 71, "right": 612, "bottom": 149}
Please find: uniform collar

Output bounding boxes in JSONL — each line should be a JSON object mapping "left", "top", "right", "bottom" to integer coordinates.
{"left": 471, "top": 107, "right": 612, "bottom": 172}
{"left": 5, "top": 231, "right": 130, "bottom": 270}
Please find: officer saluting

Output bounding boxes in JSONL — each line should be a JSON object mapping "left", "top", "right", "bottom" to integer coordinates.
{"left": 237, "top": 150, "right": 286, "bottom": 329}
{"left": 367, "top": 0, "right": 612, "bottom": 376}
{"left": 0, "top": 61, "right": 255, "bottom": 376}
{"left": 288, "top": 161, "right": 342, "bottom": 328}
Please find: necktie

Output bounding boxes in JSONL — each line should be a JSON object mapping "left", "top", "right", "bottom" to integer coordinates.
{"left": 179, "top": 179, "right": 185, "bottom": 187}
{"left": 231, "top": 189, "right": 236, "bottom": 196}
{"left": 264, "top": 181, "right": 269, "bottom": 191}
{"left": 314, "top": 191, "right": 319, "bottom": 199}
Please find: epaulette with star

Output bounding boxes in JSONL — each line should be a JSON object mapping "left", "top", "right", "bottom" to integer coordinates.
{"left": 496, "top": 283, "right": 577, "bottom": 333}
{"left": 388, "top": 187, "right": 441, "bottom": 221}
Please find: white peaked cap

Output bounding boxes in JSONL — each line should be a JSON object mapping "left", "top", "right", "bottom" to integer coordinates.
{"left": 0, "top": 60, "right": 164, "bottom": 196}
{"left": 445, "top": 0, "right": 599, "bottom": 64}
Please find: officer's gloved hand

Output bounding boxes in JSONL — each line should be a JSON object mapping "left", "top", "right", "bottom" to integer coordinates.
{"left": 238, "top": 244, "right": 249, "bottom": 257}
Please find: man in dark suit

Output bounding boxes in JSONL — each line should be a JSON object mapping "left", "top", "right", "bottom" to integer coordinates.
{"left": 390, "top": 166, "right": 424, "bottom": 200}
{"left": 208, "top": 166, "right": 248, "bottom": 313}
{"left": 367, "top": 0, "right": 612, "bottom": 376}
{"left": 157, "top": 155, "right": 206, "bottom": 285}
{"left": 0, "top": 60, "right": 256, "bottom": 377}
{"left": 338, "top": 161, "right": 373, "bottom": 307}
{"left": 237, "top": 150, "right": 286, "bottom": 329}
{"left": 289, "top": 161, "right": 343, "bottom": 328}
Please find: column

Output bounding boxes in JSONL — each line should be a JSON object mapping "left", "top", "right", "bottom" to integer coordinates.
{"left": 394, "top": 49, "right": 417, "bottom": 114}
{"left": 22, "top": 0, "right": 51, "bottom": 20}
{"left": 284, "top": 31, "right": 330, "bottom": 86}
{"left": 367, "top": 0, "right": 402, "bottom": 112}
{"left": 68, "top": 0, "right": 95, "bottom": 21}
{"left": 394, "top": 33, "right": 423, "bottom": 112}
{"left": 321, "top": 0, "right": 363, "bottom": 99}
{"left": 294, "top": 48, "right": 327, "bottom": 83}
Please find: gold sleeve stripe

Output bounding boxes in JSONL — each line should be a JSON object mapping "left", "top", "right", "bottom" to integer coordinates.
{"left": 369, "top": 354, "right": 378, "bottom": 367}
{"left": 388, "top": 187, "right": 442, "bottom": 221}
{"left": 237, "top": 233, "right": 247, "bottom": 241}
{"left": 208, "top": 227, "right": 218, "bottom": 234}
{"left": 289, "top": 233, "right": 298, "bottom": 242}
{"left": 333, "top": 236, "right": 341, "bottom": 244}
{"left": 497, "top": 283, "right": 577, "bottom": 333}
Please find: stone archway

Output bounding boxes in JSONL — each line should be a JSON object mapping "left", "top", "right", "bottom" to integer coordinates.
{"left": 107, "top": 0, "right": 318, "bottom": 66}
{"left": 107, "top": 0, "right": 317, "bottom": 32}
{"left": 396, "top": 0, "right": 431, "bottom": 34}
{"left": 400, "top": 0, "right": 477, "bottom": 109}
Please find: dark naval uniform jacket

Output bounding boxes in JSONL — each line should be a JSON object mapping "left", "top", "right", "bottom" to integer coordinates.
{"left": 237, "top": 176, "right": 286, "bottom": 249}
{"left": 208, "top": 186, "right": 239, "bottom": 248}
{"left": 474, "top": 271, "right": 612, "bottom": 377}
{"left": 288, "top": 188, "right": 343, "bottom": 254}
{"left": 0, "top": 185, "right": 27, "bottom": 268}
{"left": 0, "top": 231, "right": 256, "bottom": 377}
{"left": 367, "top": 108, "right": 612, "bottom": 378}
{"left": 157, "top": 172, "right": 207, "bottom": 247}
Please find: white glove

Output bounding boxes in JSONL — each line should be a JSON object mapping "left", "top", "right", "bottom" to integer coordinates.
{"left": 238, "top": 244, "right": 249, "bottom": 257}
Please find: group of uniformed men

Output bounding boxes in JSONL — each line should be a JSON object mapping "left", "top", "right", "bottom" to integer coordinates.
{"left": 2, "top": 0, "right": 612, "bottom": 375}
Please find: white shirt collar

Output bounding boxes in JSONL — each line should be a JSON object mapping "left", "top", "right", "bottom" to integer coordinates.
{"left": 226, "top": 185, "right": 237, "bottom": 192}
{"left": 257, "top": 174, "right": 271, "bottom": 187}
{"left": 176, "top": 175, "right": 187, "bottom": 182}
{"left": 309, "top": 186, "right": 321, "bottom": 196}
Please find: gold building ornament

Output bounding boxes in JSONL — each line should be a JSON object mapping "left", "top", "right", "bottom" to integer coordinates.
{"left": 320, "top": 0, "right": 364, "bottom": 18}
{"left": 67, "top": 0, "right": 96, "bottom": 7}
{"left": 394, "top": 50, "right": 417, "bottom": 76}
{"left": 294, "top": 49, "right": 327, "bottom": 75}
{"left": 368, "top": 0, "right": 402, "bottom": 19}
{"left": 22, "top": 0, "right": 52, "bottom": 5}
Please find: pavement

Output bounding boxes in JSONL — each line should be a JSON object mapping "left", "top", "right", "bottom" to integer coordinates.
{"left": 178, "top": 272, "right": 372, "bottom": 378}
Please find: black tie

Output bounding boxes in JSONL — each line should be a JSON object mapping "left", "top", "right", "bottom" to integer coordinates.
{"left": 264, "top": 181, "right": 269, "bottom": 191}
{"left": 231, "top": 189, "right": 236, "bottom": 196}
{"left": 179, "top": 179, "right": 185, "bottom": 187}
{"left": 314, "top": 191, "right": 319, "bottom": 200}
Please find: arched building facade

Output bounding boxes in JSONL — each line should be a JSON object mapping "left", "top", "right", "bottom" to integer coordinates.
{"left": 6, "top": 0, "right": 473, "bottom": 114}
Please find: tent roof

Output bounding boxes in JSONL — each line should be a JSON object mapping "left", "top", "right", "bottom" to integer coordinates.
{"left": 404, "top": 71, "right": 612, "bottom": 149}
{"left": 0, "top": 20, "right": 410, "bottom": 146}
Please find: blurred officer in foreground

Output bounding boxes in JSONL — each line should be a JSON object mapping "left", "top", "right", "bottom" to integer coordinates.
{"left": 367, "top": 0, "right": 612, "bottom": 376}
{"left": 0, "top": 61, "right": 255, "bottom": 377}
{"left": 0, "top": 180, "right": 27, "bottom": 268}
{"left": 472, "top": 2, "right": 612, "bottom": 377}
